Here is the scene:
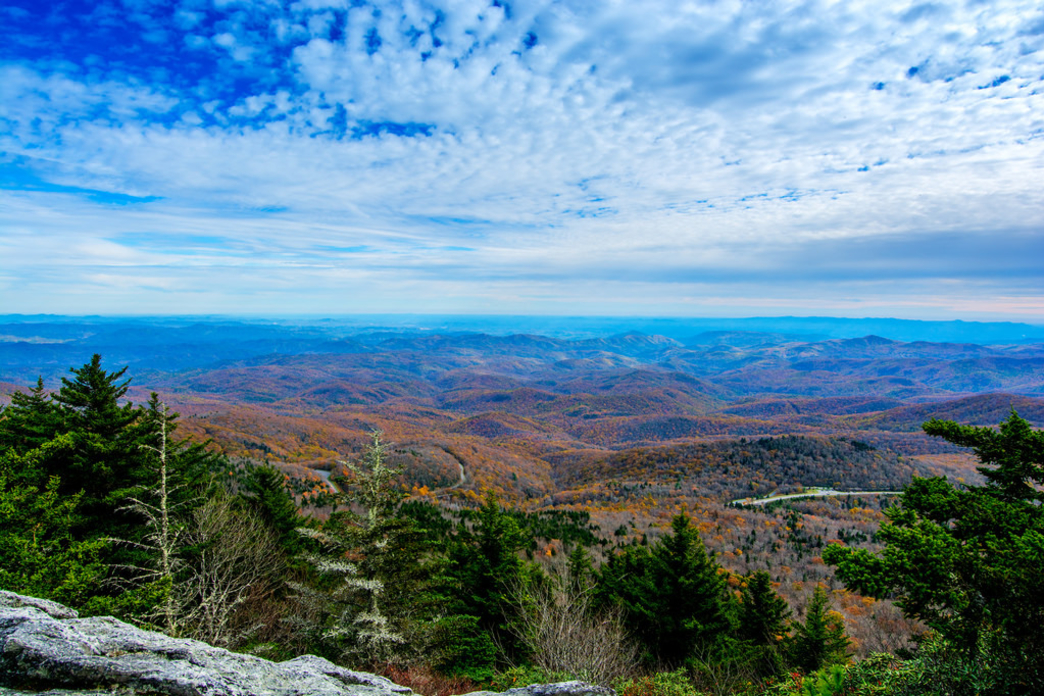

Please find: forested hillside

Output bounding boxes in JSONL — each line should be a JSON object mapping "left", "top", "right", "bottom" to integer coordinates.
{"left": 3, "top": 319, "right": 1044, "bottom": 695}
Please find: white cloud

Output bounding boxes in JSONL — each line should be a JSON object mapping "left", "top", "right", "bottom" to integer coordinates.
{"left": 1, "top": 0, "right": 1043, "bottom": 318}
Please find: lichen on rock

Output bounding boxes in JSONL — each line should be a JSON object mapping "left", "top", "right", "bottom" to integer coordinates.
{"left": 1, "top": 590, "right": 410, "bottom": 696}
{"left": 0, "top": 592, "right": 613, "bottom": 696}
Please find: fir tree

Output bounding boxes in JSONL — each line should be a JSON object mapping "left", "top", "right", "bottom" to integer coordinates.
{"left": 788, "top": 585, "right": 850, "bottom": 674}
{"left": 566, "top": 544, "right": 594, "bottom": 592}
{"left": 597, "top": 514, "right": 731, "bottom": 667}
{"left": 825, "top": 411, "right": 1044, "bottom": 693}
{"left": 49, "top": 355, "right": 147, "bottom": 544}
{"left": 241, "top": 463, "right": 307, "bottom": 556}
{"left": 447, "top": 493, "right": 531, "bottom": 640}
{"left": 737, "top": 570, "right": 791, "bottom": 678}
{"left": 0, "top": 377, "right": 62, "bottom": 465}
{"left": 0, "top": 436, "right": 107, "bottom": 607}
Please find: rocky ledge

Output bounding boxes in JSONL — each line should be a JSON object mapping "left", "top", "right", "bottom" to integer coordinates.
{"left": 0, "top": 592, "right": 613, "bottom": 696}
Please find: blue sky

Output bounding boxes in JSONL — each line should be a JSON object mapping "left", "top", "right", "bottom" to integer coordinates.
{"left": 1, "top": 0, "right": 1043, "bottom": 320}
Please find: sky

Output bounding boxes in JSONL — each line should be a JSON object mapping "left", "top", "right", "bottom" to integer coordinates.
{"left": 1, "top": 0, "right": 1043, "bottom": 321}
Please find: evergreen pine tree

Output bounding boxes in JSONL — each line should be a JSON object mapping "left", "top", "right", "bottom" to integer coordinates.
{"left": 737, "top": 570, "right": 791, "bottom": 678}
{"left": 825, "top": 411, "right": 1044, "bottom": 693}
{"left": 788, "top": 585, "right": 850, "bottom": 674}
{"left": 0, "top": 436, "right": 107, "bottom": 607}
{"left": 446, "top": 493, "right": 531, "bottom": 641}
{"left": 597, "top": 514, "right": 731, "bottom": 667}
{"left": 0, "top": 377, "right": 63, "bottom": 467}
{"left": 738, "top": 570, "right": 790, "bottom": 644}
{"left": 404, "top": 492, "right": 535, "bottom": 679}
{"left": 242, "top": 463, "right": 307, "bottom": 556}
{"left": 51, "top": 355, "right": 147, "bottom": 542}
{"left": 566, "top": 544, "right": 593, "bottom": 592}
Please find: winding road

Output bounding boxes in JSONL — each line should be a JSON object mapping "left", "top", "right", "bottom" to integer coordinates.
{"left": 436, "top": 446, "right": 467, "bottom": 493}
{"left": 314, "top": 467, "right": 341, "bottom": 493}
{"left": 730, "top": 489, "right": 900, "bottom": 507}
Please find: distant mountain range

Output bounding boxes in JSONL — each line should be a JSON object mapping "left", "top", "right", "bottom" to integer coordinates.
{"left": 2, "top": 313, "right": 1042, "bottom": 374}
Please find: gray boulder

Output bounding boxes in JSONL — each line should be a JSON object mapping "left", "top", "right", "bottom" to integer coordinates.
{"left": 0, "top": 591, "right": 410, "bottom": 696}
{"left": 464, "top": 683, "right": 615, "bottom": 696}
{"left": 0, "top": 592, "right": 612, "bottom": 696}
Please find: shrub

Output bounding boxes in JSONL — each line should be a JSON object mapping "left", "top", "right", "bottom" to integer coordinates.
{"left": 378, "top": 664, "right": 477, "bottom": 696}
{"left": 615, "top": 669, "right": 705, "bottom": 696}
{"left": 484, "top": 666, "right": 560, "bottom": 692}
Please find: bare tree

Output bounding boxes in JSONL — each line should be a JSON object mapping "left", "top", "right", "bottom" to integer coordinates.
{"left": 119, "top": 400, "right": 190, "bottom": 635}
{"left": 119, "top": 401, "right": 284, "bottom": 647}
{"left": 509, "top": 577, "right": 639, "bottom": 686}
{"left": 177, "top": 494, "right": 285, "bottom": 647}
{"left": 856, "top": 600, "right": 921, "bottom": 656}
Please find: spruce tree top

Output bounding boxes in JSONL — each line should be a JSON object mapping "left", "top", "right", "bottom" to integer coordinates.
{"left": 56, "top": 354, "right": 138, "bottom": 438}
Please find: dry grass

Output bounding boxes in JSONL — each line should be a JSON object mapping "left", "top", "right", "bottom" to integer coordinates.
{"left": 378, "top": 664, "right": 478, "bottom": 696}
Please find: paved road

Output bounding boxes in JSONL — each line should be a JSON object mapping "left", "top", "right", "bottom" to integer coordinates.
{"left": 315, "top": 467, "right": 340, "bottom": 493}
{"left": 436, "top": 446, "right": 467, "bottom": 494}
{"left": 730, "top": 489, "right": 900, "bottom": 506}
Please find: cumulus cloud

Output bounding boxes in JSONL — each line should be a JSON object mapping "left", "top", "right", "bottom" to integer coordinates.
{"left": 0, "top": 0, "right": 1042, "bottom": 318}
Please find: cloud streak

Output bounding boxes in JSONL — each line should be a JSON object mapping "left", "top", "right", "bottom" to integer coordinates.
{"left": 1, "top": 0, "right": 1042, "bottom": 319}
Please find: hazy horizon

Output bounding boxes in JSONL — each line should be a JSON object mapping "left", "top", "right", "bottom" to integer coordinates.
{"left": 3, "top": 312, "right": 1043, "bottom": 346}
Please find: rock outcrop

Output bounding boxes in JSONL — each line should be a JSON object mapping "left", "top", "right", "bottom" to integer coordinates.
{"left": 0, "top": 592, "right": 613, "bottom": 696}
{"left": 0, "top": 591, "right": 412, "bottom": 696}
